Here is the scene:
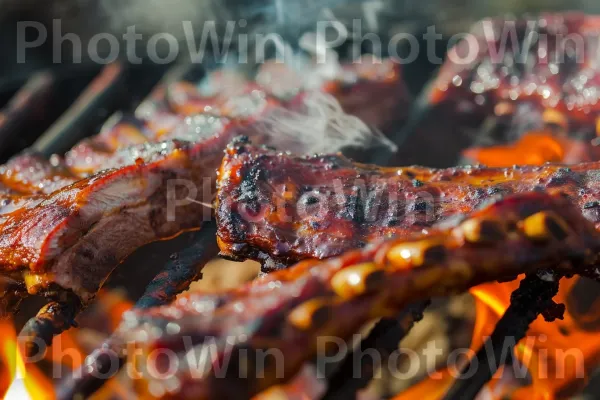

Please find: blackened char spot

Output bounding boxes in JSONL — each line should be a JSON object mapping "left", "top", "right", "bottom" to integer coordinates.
{"left": 303, "top": 196, "right": 319, "bottom": 206}
{"left": 486, "top": 185, "right": 504, "bottom": 195}
{"left": 337, "top": 191, "right": 365, "bottom": 223}
{"left": 411, "top": 200, "right": 429, "bottom": 213}
{"left": 237, "top": 164, "right": 267, "bottom": 215}
{"left": 385, "top": 217, "right": 399, "bottom": 227}
{"left": 582, "top": 201, "right": 600, "bottom": 224}
{"left": 364, "top": 187, "right": 386, "bottom": 221}
{"left": 226, "top": 212, "right": 248, "bottom": 242}
{"left": 469, "top": 188, "right": 486, "bottom": 200}
{"left": 546, "top": 168, "right": 580, "bottom": 188}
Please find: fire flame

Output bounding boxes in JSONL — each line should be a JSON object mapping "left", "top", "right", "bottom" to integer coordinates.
{"left": 0, "top": 321, "right": 54, "bottom": 400}
{"left": 395, "top": 130, "right": 600, "bottom": 399}
{"left": 463, "top": 131, "right": 600, "bottom": 167}
{"left": 393, "top": 277, "right": 600, "bottom": 400}
{"left": 0, "top": 289, "right": 134, "bottom": 400}
{"left": 2, "top": 128, "right": 599, "bottom": 399}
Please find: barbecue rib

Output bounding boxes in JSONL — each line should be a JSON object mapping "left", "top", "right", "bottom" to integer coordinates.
{"left": 0, "top": 61, "right": 400, "bottom": 318}
{"left": 59, "top": 15, "right": 600, "bottom": 399}
{"left": 393, "top": 13, "right": 600, "bottom": 167}
{"left": 216, "top": 141, "right": 600, "bottom": 266}
{"left": 121, "top": 192, "right": 600, "bottom": 400}
{"left": 433, "top": 13, "right": 600, "bottom": 119}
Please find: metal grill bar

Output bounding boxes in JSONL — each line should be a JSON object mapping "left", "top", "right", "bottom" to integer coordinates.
{"left": 0, "top": 71, "right": 54, "bottom": 159}
{"left": 442, "top": 273, "right": 564, "bottom": 400}
{"left": 31, "top": 63, "right": 127, "bottom": 156}
{"left": 18, "top": 293, "right": 81, "bottom": 358}
{"left": 323, "top": 301, "right": 430, "bottom": 400}
{"left": 57, "top": 222, "right": 219, "bottom": 400}
{"left": 14, "top": 60, "right": 203, "bottom": 374}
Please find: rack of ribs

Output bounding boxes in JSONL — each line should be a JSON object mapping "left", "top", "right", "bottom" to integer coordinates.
{"left": 216, "top": 140, "right": 600, "bottom": 267}
{"left": 0, "top": 59, "right": 403, "bottom": 318}
{"left": 394, "top": 12, "right": 600, "bottom": 168}
{"left": 120, "top": 191, "right": 600, "bottom": 399}
{"left": 60, "top": 14, "right": 600, "bottom": 399}
{"left": 65, "top": 13, "right": 600, "bottom": 399}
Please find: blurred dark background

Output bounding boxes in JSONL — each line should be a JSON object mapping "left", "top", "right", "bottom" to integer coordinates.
{"left": 1, "top": 0, "right": 600, "bottom": 159}
{"left": 3, "top": 0, "right": 600, "bottom": 77}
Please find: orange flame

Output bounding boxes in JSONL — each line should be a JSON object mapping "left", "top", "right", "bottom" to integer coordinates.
{"left": 463, "top": 132, "right": 600, "bottom": 167}
{"left": 393, "top": 277, "right": 600, "bottom": 400}
{"left": 397, "top": 130, "right": 600, "bottom": 399}
{"left": 0, "top": 321, "right": 55, "bottom": 400}
{"left": 0, "top": 290, "right": 134, "bottom": 400}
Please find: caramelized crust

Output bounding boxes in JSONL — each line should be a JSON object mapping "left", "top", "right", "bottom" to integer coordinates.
{"left": 216, "top": 141, "right": 600, "bottom": 266}
{"left": 433, "top": 13, "right": 600, "bottom": 125}
{"left": 124, "top": 192, "right": 600, "bottom": 399}
{"left": 0, "top": 61, "right": 404, "bottom": 315}
{"left": 394, "top": 13, "right": 600, "bottom": 168}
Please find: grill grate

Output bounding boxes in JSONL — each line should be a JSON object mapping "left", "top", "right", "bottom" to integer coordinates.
{"left": 323, "top": 301, "right": 430, "bottom": 399}
{"left": 0, "top": 72, "right": 54, "bottom": 157}
{"left": 31, "top": 63, "right": 176, "bottom": 156}
{"left": 443, "top": 275, "right": 563, "bottom": 400}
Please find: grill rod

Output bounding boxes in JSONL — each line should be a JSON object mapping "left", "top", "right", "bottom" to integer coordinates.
{"left": 16, "top": 59, "right": 204, "bottom": 370}
{"left": 31, "top": 63, "right": 127, "bottom": 157}
{"left": 57, "top": 221, "right": 220, "bottom": 400}
{"left": 442, "top": 273, "right": 564, "bottom": 400}
{"left": 322, "top": 301, "right": 430, "bottom": 399}
{"left": 0, "top": 71, "right": 54, "bottom": 154}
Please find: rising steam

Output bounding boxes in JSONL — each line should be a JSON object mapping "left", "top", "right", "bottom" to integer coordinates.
{"left": 249, "top": 90, "right": 397, "bottom": 155}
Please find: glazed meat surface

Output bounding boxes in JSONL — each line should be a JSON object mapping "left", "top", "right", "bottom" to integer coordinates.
{"left": 433, "top": 13, "right": 600, "bottom": 116}
{"left": 124, "top": 192, "right": 600, "bottom": 399}
{"left": 0, "top": 60, "right": 400, "bottom": 316}
{"left": 395, "top": 13, "right": 600, "bottom": 167}
{"left": 216, "top": 141, "right": 600, "bottom": 266}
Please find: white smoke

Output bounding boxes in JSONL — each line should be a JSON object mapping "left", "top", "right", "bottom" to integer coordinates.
{"left": 249, "top": 90, "right": 397, "bottom": 155}
{"left": 97, "top": 0, "right": 207, "bottom": 34}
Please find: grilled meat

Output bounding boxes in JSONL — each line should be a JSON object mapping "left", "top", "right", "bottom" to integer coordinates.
{"left": 0, "top": 61, "right": 402, "bottom": 317}
{"left": 123, "top": 192, "right": 600, "bottom": 399}
{"left": 216, "top": 141, "right": 600, "bottom": 266}
{"left": 58, "top": 14, "right": 600, "bottom": 399}
{"left": 0, "top": 58, "right": 406, "bottom": 314}
{"left": 0, "top": 86, "right": 282, "bottom": 317}
{"left": 395, "top": 13, "right": 600, "bottom": 167}
{"left": 433, "top": 13, "right": 600, "bottom": 118}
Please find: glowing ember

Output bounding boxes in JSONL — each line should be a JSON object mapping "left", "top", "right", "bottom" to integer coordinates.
{"left": 463, "top": 132, "right": 600, "bottom": 167}
{"left": 396, "top": 128, "right": 600, "bottom": 398}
